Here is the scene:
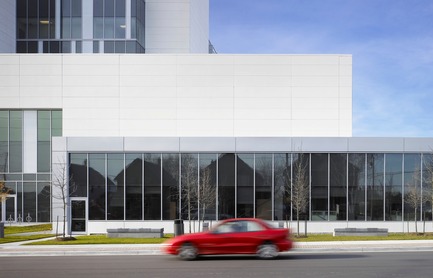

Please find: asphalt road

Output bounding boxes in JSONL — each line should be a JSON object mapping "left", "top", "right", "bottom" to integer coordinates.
{"left": 1, "top": 251, "right": 433, "bottom": 278}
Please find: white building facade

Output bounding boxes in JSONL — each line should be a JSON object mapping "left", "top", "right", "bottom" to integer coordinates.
{"left": 1, "top": 0, "right": 432, "bottom": 235}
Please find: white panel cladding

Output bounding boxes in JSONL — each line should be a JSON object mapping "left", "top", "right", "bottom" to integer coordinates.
{"left": 23, "top": 111, "right": 37, "bottom": 173}
{"left": 0, "top": 0, "right": 15, "bottom": 53}
{"left": 60, "top": 137, "right": 433, "bottom": 153}
{"left": 0, "top": 54, "right": 352, "bottom": 137}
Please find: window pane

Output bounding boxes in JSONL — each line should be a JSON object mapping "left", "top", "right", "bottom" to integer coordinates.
{"left": 104, "top": 40, "right": 114, "bottom": 53}
{"left": 218, "top": 154, "right": 235, "bottom": 220}
{"left": 404, "top": 154, "right": 421, "bottom": 221}
{"left": 69, "top": 153, "right": 87, "bottom": 197}
{"left": 24, "top": 182, "right": 36, "bottom": 223}
{"left": 9, "top": 111, "right": 22, "bottom": 173}
{"left": 37, "top": 111, "right": 50, "bottom": 172}
{"left": 348, "top": 154, "right": 365, "bottom": 220}
{"left": 115, "top": 17, "right": 125, "bottom": 39}
{"left": 114, "top": 41, "right": 125, "bottom": 53}
{"left": 62, "top": 17, "right": 71, "bottom": 38}
{"left": 181, "top": 154, "right": 197, "bottom": 221}
{"left": 311, "top": 153, "right": 328, "bottom": 221}
{"left": 144, "top": 154, "right": 161, "bottom": 220}
{"left": 71, "top": 0, "right": 82, "bottom": 17}
{"left": 126, "top": 154, "right": 142, "bottom": 220}
{"left": 162, "top": 154, "right": 179, "bottom": 220}
{"left": 62, "top": 0, "right": 71, "bottom": 17}
{"left": 71, "top": 17, "right": 82, "bottom": 38}
{"left": 367, "top": 153, "right": 384, "bottom": 220}
{"left": 330, "top": 154, "right": 347, "bottom": 221}
{"left": 422, "top": 154, "right": 433, "bottom": 221}
{"left": 61, "top": 41, "right": 70, "bottom": 53}
{"left": 274, "top": 153, "right": 291, "bottom": 221}
{"left": 105, "top": 0, "right": 115, "bottom": 17}
{"left": 89, "top": 154, "right": 106, "bottom": 220}
{"left": 93, "top": 0, "right": 103, "bottom": 16}
{"left": 93, "top": 17, "right": 103, "bottom": 38}
{"left": 51, "top": 110, "right": 62, "bottom": 137}
{"left": 237, "top": 154, "right": 254, "bottom": 218}
{"left": 199, "top": 154, "right": 216, "bottom": 221}
{"left": 292, "top": 153, "right": 310, "bottom": 220}
{"left": 104, "top": 17, "right": 114, "bottom": 38}
{"left": 0, "top": 111, "right": 8, "bottom": 173}
{"left": 385, "top": 154, "right": 403, "bottom": 221}
{"left": 107, "top": 154, "right": 124, "bottom": 220}
{"left": 255, "top": 154, "right": 272, "bottom": 220}
{"left": 115, "top": 0, "right": 126, "bottom": 16}
{"left": 28, "top": 41, "right": 38, "bottom": 53}
{"left": 37, "top": 182, "right": 50, "bottom": 222}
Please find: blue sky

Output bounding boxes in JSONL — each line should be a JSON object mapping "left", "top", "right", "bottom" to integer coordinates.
{"left": 210, "top": 0, "right": 433, "bottom": 137}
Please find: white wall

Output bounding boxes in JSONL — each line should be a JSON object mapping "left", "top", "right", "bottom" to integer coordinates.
{"left": 145, "top": 0, "right": 209, "bottom": 53}
{"left": 0, "top": 0, "right": 16, "bottom": 53}
{"left": 0, "top": 54, "right": 352, "bottom": 137}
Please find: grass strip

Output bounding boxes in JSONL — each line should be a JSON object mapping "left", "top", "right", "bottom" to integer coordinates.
{"left": 4, "top": 224, "right": 52, "bottom": 235}
{"left": 292, "top": 233, "right": 433, "bottom": 242}
{"left": 0, "top": 234, "right": 54, "bottom": 244}
{"left": 26, "top": 234, "right": 174, "bottom": 245}
{"left": 25, "top": 232, "right": 433, "bottom": 245}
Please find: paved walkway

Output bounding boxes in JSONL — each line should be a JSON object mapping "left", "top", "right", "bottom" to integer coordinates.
{"left": 2, "top": 238, "right": 433, "bottom": 257}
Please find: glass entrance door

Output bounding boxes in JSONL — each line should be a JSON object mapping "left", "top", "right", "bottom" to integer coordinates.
{"left": 71, "top": 199, "right": 86, "bottom": 233}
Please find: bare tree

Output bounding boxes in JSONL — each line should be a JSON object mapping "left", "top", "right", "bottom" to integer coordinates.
{"left": 52, "top": 159, "right": 76, "bottom": 238}
{"left": 181, "top": 154, "right": 198, "bottom": 233}
{"left": 423, "top": 154, "right": 433, "bottom": 227}
{"left": 291, "top": 154, "right": 309, "bottom": 237}
{"left": 198, "top": 167, "right": 216, "bottom": 230}
{"left": 0, "top": 180, "right": 11, "bottom": 223}
{"left": 405, "top": 167, "right": 431, "bottom": 234}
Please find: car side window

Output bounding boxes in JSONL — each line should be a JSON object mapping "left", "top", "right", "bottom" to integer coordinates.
{"left": 246, "top": 221, "right": 265, "bottom": 232}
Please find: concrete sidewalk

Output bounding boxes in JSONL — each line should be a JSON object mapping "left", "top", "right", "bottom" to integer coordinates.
{"left": 2, "top": 239, "right": 433, "bottom": 257}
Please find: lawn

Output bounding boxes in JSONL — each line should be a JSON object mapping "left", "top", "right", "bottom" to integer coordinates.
{"left": 27, "top": 234, "right": 173, "bottom": 245}
{"left": 4, "top": 224, "right": 52, "bottom": 235}
{"left": 0, "top": 223, "right": 54, "bottom": 244}
{"left": 25, "top": 232, "right": 433, "bottom": 245}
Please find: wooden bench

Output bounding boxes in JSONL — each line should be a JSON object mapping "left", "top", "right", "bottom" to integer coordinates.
{"left": 106, "top": 228, "right": 164, "bottom": 238}
{"left": 333, "top": 228, "right": 388, "bottom": 237}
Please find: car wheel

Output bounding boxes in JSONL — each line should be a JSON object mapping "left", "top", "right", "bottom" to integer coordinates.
{"left": 178, "top": 243, "right": 198, "bottom": 260}
{"left": 257, "top": 242, "right": 278, "bottom": 259}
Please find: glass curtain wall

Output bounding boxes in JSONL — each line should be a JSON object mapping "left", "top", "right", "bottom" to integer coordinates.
{"left": 66, "top": 151, "right": 433, "bottom": 222}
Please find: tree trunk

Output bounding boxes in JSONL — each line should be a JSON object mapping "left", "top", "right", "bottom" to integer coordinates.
{"left": 296, "top": 210, "right": 300, "bottom": 237}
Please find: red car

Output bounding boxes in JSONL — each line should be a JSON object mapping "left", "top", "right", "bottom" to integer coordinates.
{"left": 163, "top": 218, "right": 292, "bottom": 260}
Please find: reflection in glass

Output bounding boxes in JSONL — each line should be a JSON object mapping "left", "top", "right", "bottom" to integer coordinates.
{"left": 330, "top": 154, "right": 347, "bottom": 220}
{"left": 37, "top": 182, "right": 50, "bottom": 222}
{"left": 385, "top": 154, "right": 403, "bottom": 221}
{"left": 218, "top": 154, "right": 235, "bottom": 219}
{"left": 181, "top": 154, "right": 197, "bottom": 221}
{"left": 274, "top": 153, "right": 291, "bottom": 221}
{"left": 126, "top": 154, "right": 142, "bottom": 220}
{"left": 348, "top": 154, "right": 365, "bottom": 220}
{"left": 404, "top": 154, "right": 421, "bottom": 221}
{"left": 0, "top": 111, "right": 8, "bottom": 173}
{"left": 367, "top": 154, "right": 384, "bottom": 220}
{"left": 144, "top": 154, "right": 161, "bottom": 220}
{"left": 255, "top": 154, "right": 272, "bottom": 220}
{"left": 199, "top": 154, "right": 217, "bottom": 221}
{"left": 69, "top": 153, "right": 88, "bottom": 197}
{"left": 24, "top": 182, "right": 36, "bottom": 222}
{"left": 311, "top": 154, "right": 328, "bottom": 221}
{"left": 107, "top": 154, "right": 124, "bottom": 220}
{"left": 162, "top": 154, "right": 179, "bottom": 220}
{"left": 237, "top": 154, "right": 254, "bottom": 218}
{"left": 9, "top": 111, "right": 22, "bottom": 173}
{"left": 422, "top": 154, "right": 433, "bottom": 221}
{"left": 89, "top": 154, "right": 106, "bottom": 220}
